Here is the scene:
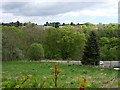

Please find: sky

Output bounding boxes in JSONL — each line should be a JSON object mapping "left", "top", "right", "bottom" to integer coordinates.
{"left": 1, "top": 0, "right": 119, "bottom": 25}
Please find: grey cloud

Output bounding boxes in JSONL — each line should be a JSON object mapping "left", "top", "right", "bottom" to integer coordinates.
{"left": 118, "top": 0, "right": 120, "bottom": 23}
{"left": 2, "top": 2, "right": 28, "bottom": 11}
{"left": 2, "top": 2, "right": 103, "bottom": 16}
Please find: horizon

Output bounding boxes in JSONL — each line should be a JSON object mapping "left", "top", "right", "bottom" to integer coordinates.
{"left": 1, "top": 21, "right": 118, "bottom": 25}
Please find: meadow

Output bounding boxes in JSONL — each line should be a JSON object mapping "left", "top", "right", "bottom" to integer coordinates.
{"left": 2, "top": 61, "right": 119, "bottom": 88}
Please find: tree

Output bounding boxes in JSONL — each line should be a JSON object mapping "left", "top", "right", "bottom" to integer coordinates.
{"left": 44, "top": 26, "right": 86, "bottom": 60}
{"left": 12, "top": 48, "right": 24, "bottom": 60}
{"left": 84, "top": 22, "right": 93, "bottom": 26}
{"left": 16, "top": 21, "right": 20, "bottom": 27}
{"left": 2, "top": 26, "right": 23, "bottom": 60}
{"left": 58, "top": 26, "right": 86, "bottom": 60}
{"left": 44, "top": 22, "right": 49, "bottom": 26}
{"left": 117, "top": 41, "right": 120, "bottom": 60}
{"left": 43, "top": 27, "right": 61, "bottom": 59}
{"left": 28, "top": 43, "right": 44, "bottom": 61}
{"left": 99, "top": 37, "right": 119, "bottom": 62}
{"left": 82, "top": 31, "right": 100, "bottom": 65}
{"left": 70, "top": 22, "right": 74, "bottom": 26}
{"left": 51, "top": 22, "right": 60, "bottom": 28}
{"left": 99, "top": 37, "right": 110, "bottom": 46}
{"left": 2, "top": 24, "right": 44, "bottom": 61}
{"left": 100, "top": 45, "right": 110, "bottom": 61}
{"left": 77, "top": 23, "right": 80, "bottom": 25}
{"left": 62, "top": 23, "right": 65, "bottom": 26}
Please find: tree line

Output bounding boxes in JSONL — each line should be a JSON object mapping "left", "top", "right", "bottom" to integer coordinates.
{"left": 1, "top": 22, "right": 119, "bottom": 65}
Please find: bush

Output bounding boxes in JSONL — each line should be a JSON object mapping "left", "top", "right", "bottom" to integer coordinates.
{"left": 12, "top": 48, "right": 24, "bottom": 60}
{"left": 2, "top": 47, "right": 24, "bottom": 61}
{"left": 28, "top": 43, "right": 44, "bottom": 60}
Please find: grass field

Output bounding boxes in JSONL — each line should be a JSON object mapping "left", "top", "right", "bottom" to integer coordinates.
{"left": 2, "top": 61, "right": 119, "bottom": 88}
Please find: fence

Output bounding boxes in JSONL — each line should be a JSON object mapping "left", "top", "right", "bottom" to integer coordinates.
{"left": 41, "top": 60, "right": 120, "bottom": 68}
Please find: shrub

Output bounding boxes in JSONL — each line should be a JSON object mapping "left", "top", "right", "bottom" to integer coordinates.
{"left": 12, "top": 48, "right": 24, "bottom": 60}
{"left": 28, "top": 43, "right": 44, "bottom": 60}
{"left": 2, "top": 47, "right": 24, "bottom": 60}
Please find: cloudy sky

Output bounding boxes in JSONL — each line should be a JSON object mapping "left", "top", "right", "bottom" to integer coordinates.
{"left": 1, "top": 0, "right": 119, "bottom": 25}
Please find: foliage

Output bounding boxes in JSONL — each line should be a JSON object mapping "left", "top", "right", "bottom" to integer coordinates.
{"left": 28, "top": 43, "right": 44, "bottom": 60}
{"left": 2, "top": 23, "right": 119, "bottom": 61}
{"left": 82, "top": 31, "right": 100, "bottom": 65}
{"left": 2, "top": 26, "right": 44, "bottom": 60}
{"left": 2, "top": 26, "right": 24, "bottom": 60}
{"left": 44, "top": 26, "right": 86, "bottom": 60}
{"left": 117, "top": 40, "right": 120, "bottom": 60}
{"left": 99, "top": 37, "right": 119, "bottom": 61}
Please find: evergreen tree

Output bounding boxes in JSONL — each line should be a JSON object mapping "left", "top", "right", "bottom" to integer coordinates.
{"left": 82, "top": 31, "right": 100, "bottom": 65}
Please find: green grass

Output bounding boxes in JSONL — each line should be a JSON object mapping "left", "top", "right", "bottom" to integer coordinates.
{"left": 2, "top": 61, "right": 119, "bottom": 88}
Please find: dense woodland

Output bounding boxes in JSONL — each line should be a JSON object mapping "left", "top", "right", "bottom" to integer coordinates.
{"left": 1, "top": 21, "right": 120, "bottom": 65}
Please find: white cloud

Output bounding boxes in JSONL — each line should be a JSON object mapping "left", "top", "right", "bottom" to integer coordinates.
{"left": 2, "top": 0, "right": 119, "bottom": 2}
{"left": 63, "top": 20, "right": 73, "bottom": 24}
{"left": 1, "top": 0, "right": 118, "bottom": 24}
{"left": 80, "top": 7, "right": 117, "bottom": 17}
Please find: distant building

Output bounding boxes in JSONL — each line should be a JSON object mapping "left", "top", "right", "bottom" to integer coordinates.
{"left": 59, "top": 26, "right": 64, "bottom": 28}
{"left": 36, "top": 25, "right": 44, "bottom": 29}
{"left": 36, "top": 25, "right": 65, "bottom": 30}
{"left": 97, "top": 23, "right": 104, "bottom": 30}
{"left": 44, "top": 26, "right": 53, "bottom": 30}
{"left": 72, "top": 25, "right": 81, "bottom": 31}
{"left": 36, "top": 25, "right": 52, "bottom": 30}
